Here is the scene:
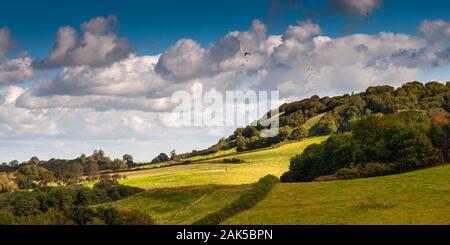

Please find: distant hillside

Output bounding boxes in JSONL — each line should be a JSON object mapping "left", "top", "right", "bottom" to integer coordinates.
{"left": 181, "top": 81, "right": 449, "bottom": 159}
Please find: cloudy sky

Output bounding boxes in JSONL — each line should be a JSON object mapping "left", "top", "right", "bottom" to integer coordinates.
{"left": 1, "top": 0, "right": 450, "bottom": 162}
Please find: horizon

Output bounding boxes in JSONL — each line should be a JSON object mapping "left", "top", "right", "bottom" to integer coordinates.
{"left": 2, "top": 0, "right": 450, "bottom": 162}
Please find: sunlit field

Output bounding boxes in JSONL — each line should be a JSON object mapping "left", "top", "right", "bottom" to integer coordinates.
{"left": 120, "top": 137, "right": 328, "bottom": 189}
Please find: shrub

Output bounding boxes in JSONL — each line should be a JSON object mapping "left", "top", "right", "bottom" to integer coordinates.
{"left": 314, "top": 163, "right": 398, "bottom": 181}
{"left": 93, "top": 181, "right": 144, "bottom": 201}
{"left": 193, "top": 175, "right": 279, "bottom": 225}
{"left": 115, "top": 209, "right": 155, "bottom": 225}
{"left": 222, "top": 158, "right": 245, "bottom": 164}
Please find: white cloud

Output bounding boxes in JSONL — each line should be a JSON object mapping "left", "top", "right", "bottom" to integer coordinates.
{"left": 16, "top": 18, "right": 450, "bottom": 109}
{"left": 33, "top": 15, "right": 133, "bottom": 69}
{"left": 0, "top": 27, "right": 33, "bottom": 85}
{"left": 4, "top": 17, "right": 450, "bottom": 161}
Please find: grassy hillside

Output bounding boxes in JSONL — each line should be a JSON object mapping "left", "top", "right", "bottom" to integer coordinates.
{"left": 224, "top": 164, "right": 450, "bottom": 225}
{"left": 119, "top": 136, "right": 327, "bottom": 189}
{"left": 104, "top": 185, "right": 251, "bottom": 224}
{"left": 186, "top": 148, "right": 237, "bottom": 162}
{"left": 302, "top": 113, "right": 326, "bottom": 130}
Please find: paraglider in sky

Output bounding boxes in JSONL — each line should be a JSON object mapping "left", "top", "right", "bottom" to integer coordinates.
{"left": 364, "top": 9, "right": 370, "bottom": 21}
{"left": 307, "top": 66, "right": 316, "bottom": 80}
{"left": 244, "top": 52, "right": 252, "bottom": 62}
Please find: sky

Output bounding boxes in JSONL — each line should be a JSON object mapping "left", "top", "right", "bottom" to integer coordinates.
{"left": 1, "top": 0, "right": 450, "bottom": 162}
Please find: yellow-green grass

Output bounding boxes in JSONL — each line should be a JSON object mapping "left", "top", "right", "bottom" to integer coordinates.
{"left": 119, "top": 136, "right": 328, "bottom": 189}
{"left": 302, "top": 113, "right": 326, "bottom": 130}
{"left": 104, "top": 185, "right": 251, "bottom": 224}
{"left": 186, "top": 148, "right": 237, "bottom": 162}
{"left": 224, "top": 164, "right": 450, "bottom": 225}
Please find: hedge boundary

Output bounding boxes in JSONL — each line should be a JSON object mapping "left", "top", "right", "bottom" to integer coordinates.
{"left": 193, "top": 175, "right": 280, "bottom": 225}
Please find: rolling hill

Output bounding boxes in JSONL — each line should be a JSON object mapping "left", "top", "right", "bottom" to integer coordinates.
{"left": 223, "top": 164, "right": 450, "bottom": 225}
{"left": 103, "top": 185, "right": 251, "bottom": 225}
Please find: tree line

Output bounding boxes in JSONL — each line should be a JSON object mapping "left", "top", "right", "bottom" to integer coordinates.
{"left": 0, "top": 179, "right": 153, "bottom": 225}
{"left": 0, "top": 150, "right": 135, "bottom": 192}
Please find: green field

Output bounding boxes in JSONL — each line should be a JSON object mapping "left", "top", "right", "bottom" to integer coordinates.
{"left": 185, "top": 148, "right": 238, "bottom": 161}
{"left": 224, "top": 164, "right": 450, "bottom": 225}
{"left": 119, "top": 136, "right": 327, "bottom": 189}
{"left": 104, "top": 185, "right": 251, "bottom": 224}
{"left": 303, "top": 113, "right": 327, "bottom": 130}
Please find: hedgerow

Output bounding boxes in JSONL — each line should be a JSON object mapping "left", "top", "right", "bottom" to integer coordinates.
{"left": 193, "top": 175, "right": 279, "bottom": 225}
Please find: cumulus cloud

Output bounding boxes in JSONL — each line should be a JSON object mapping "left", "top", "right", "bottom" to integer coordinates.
{"left": 33, "top": 15, "right": 133, "bottom": 69}
{"left": 155, "top": 20, "right": 270, "bottom": 81}
{"left": 17, "top": 18, "right": 450, "bottom": 111}
{"left": 0, "top": 27, "right": 33, "bottom": 85}
{"left": 418, "top": 19, "right": 450, "bottom": 44}
{"left": 0, "top": 85, "right": 224, "bottom": 161}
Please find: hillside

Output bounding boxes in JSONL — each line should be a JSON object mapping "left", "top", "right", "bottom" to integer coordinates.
{"left": 119, "top": 137, "right": 328, "bottom": 189}
{"left": 187, "top": 81, "right": 449, "bottom": 159}
{"left": 223, "top": 164, "right": 450, "bottom": 225}
{"left": 103, "top": 185, "right": 251, "bottom": 225}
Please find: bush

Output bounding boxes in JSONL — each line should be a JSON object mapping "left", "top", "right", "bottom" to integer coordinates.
{"left": 222, "top": 158, "right": 245, "bottom": 164}
{"left": 151, "top": 153, "right": 170, "bottom": 164}
{"left": 193, "top": 175, "right": 279, "bottom": 225}
{"left": 115, "top": 209, "right": 155, "bottom": 225}
{"left": 314, "top": 163, "right": 398, "bottom": 181}
{"left": 93, "top": 181, "right": 144, "bottom": 201}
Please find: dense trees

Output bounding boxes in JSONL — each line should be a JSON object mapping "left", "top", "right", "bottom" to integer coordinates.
{"left": 0, "top": 181, "right": 149, "bottom": 225}
{"left": 15, "top": 165, "right": 56, "bottom": 189}
{"left": 0, "top": 149, "right": 140, "bottom": 190}
{"left": 282, "top": 112, "right": 449, "bottom": 182}
{"left": 151, "top": 153, "right": 170, "bottom": 164}
{"left": 122, "top": 154, "right": 134, "bottom": 166}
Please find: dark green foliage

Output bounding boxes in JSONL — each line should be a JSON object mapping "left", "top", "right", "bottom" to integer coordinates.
{"left": 193, "top": 175, "right": 279, "bottom": 225}
{"left": 93, "top": 181, "right": 143, "bottom": 201}
{"left": 314, "top": 163, "right": 398, "bottom": 181}
{"left": 0, "top": 182, "right": 145, "bottom": 225}
{"left": 290, "top": 126, "right": 307, "bottom": 141}
{"left": 222, "top": 158, "right": 245, "bottom": 164}
{"left": 282, "top": 112, "right": 449, "bottom": 182}
{"left": 15, "top": 164, "right": 56, "bottom": 189}
{"left": 151, "top": 153, "right": 170, "bottom": 164}
{"left": 95, "top": 207, "right": 154, "bottom": 225}
{"left": 308, "top": 115, "right": 337, "bottom": 136}
{"left": 67, "top": 206, "right": 95, "bottom": 225}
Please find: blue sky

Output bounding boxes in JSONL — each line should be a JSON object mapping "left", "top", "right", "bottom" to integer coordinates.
{"left": 1, "top": 0, "right": 450, "bottom": 162}
{"left": 1, "top": 0, "right": 449, "bottom": 58}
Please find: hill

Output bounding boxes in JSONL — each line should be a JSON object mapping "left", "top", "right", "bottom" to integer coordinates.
{"left": 181, "top": 81, "right": 449, "bottom": 160}
{"left": 103, "top": 185, "right": 251, "bottom": 225}
{"left": 223, "top": 164, "right": 450, "bottom": 225}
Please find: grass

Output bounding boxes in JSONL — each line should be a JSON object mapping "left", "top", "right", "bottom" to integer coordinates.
{"left": 185, "top": 148, "right": 237, "bottom": 162}
{"left": 302, "top": 113, "right": 326, "bottom": 130}
{"left": 103, "top": 185, "right": 251, "bottom": 225}
{"left": 223, "top": 164, "right": 450, "bottom": 225}
{"left": 119, "top": 136, "right": 328, "bottom": 189}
